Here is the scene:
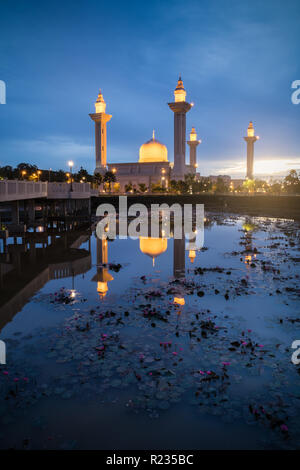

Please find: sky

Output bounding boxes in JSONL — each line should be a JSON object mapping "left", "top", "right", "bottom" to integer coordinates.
{"left": 0, "top": 0, "right": 299, "bottom": 178}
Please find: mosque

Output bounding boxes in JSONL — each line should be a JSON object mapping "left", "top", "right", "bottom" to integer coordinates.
{"left": 89, "top": 77, "right": 259, "bottom": 190}
{"left": 89, "top": 77, "right": 201, "bottom": 191}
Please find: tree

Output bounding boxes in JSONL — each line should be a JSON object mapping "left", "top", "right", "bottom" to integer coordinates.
{"left": 94, "top": 172, "right": 103, "bottom": 191}
{"left": 0, "top": 165, "right": 15, "bottom": 179}
{"left": 184, "top": 173, "right": 196, "bottom": 192}
{"left": 138, "top": 183, "right": 148, "bottom": 193}
{"left": 243, "top": 179, "right": 256, "bottom": 193}
{"left": 283, "top": 170, "right": 300, "bottom": 194}
{"left": 151, "top": 183, "right": 164, "bottom": 193}
{"left": 125, "top": 182, "right": 133, "bottom": 193}
{"left": 75, "top": 167, "right": 92, "bottom": 183}
{"left": 104, "top": 171, "right": 117, "bottom": 192}
{"left": 215, "top": 177, "right": 230, "bottom": 193}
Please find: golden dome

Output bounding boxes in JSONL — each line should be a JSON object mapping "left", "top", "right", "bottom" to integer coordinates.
{"left": 139, "top": 130, "right": 168, "bottom": 163}
{"left": 139, "top": 237, "right": 168, "bottom": 266}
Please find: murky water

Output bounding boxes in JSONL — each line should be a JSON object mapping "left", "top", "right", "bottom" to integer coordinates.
{"left": 0, "top": 214, "right": 300, "bottom": 449}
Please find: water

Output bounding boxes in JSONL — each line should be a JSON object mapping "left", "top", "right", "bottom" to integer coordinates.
{"left": 0, "top": 213, "right": 300, "bottom": 449}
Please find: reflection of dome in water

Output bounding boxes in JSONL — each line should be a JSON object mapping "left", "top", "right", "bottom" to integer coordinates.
{"left": 243, "top": 223, "right": 256, "bottom": 232}
{"left": 139, "top": 130, "right": 168, "bottom": 163}
{"left": 139, "top": 237, "right": 168, "bottom": 266}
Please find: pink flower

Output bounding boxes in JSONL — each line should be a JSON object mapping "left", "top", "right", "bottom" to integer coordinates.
{"left": 258, "top": 344, "right": 264, "bottom": 348}
{"left": 172, "top": 352, "right": 178, "bottom": 356}
{"left": 2, "top": 371, "right": 9, "bottom": 375}
{"left": 280, "top": 424, "right": 288, "bottom": 432}
{"left": 199, "top": 370, "right": 205, "bottom": 375}
{"left": 23, "top": 377, "right": 29, "bottom": 382}
{"left": 13, "top": 378, "right": 19, "bottom": 382}
{"left": 222, "top": 362, "right": 231, "bottom": 366}
{"left": 206, "top": 371, "right": 212, "bottom": 375}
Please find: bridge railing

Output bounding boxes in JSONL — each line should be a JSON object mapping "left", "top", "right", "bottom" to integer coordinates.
{"left": 47, "top": 182, "right": 92, "bottom": 199}
{"left": 0, "top": 180, "right": 48, "bottom": 202}
{"left": 0, "top": 180, "right": 94, "bottom": 201}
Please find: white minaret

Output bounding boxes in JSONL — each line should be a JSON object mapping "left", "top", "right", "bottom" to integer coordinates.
{"left": 89, "top": 90, "right": 112, "bottom": 174}
{"left": 244, "top": 121, "right": 259, "bottom": 180}
{"left": 187, "top": 127, "right": 201, "bottom": 173}
{"left": 168, "top": 77, "right": 193, "bottom": 180}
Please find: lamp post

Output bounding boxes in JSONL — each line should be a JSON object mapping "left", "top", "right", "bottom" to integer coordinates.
{"left": 68, "top": 161, "right": 74, "bottom": 191}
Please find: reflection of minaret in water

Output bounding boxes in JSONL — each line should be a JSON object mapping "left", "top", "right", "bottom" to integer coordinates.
{"left": 173, "top": 237, "right": 185, "bottom": 278}
{"left": 94, "top": 237, "right": 114, "bottom": 298}
{"left": 242, "top": 217, "right": 256, "bottom": 264}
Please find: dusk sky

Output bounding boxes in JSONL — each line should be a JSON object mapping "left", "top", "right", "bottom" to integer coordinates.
{"left": 0, "top": 0, "right": 299, "bottom": 178}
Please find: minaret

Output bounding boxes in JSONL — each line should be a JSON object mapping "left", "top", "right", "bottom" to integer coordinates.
{"left": 244, "top": 121, "right": 259, "bottom": 180}
{"left": 91, "top": 237, "right": 114, "bottom": 298}
{"left": 168, "top": 77, "right": 193, "bottom": 180}
{"left": 187, "top": 127, "right": 201, "bottom": 173}
{"left": 89, "top": 90, "right": 112, "bottom": 175}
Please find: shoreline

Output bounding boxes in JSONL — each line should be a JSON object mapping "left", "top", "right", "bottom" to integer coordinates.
{"left": 92, "top": 194, "right": 300, "bottom": 221}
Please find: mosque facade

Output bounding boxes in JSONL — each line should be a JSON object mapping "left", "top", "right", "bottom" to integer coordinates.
{"left": 90, "top": 78, "right": 259, "bottom": 189}
{"left": 90, "top": 77, "right": 201, "bottom": 191}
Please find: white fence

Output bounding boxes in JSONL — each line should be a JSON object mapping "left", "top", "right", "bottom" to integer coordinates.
{"left": 0, "top": 180, "right": 95, "bottom": 201}
{"left": 0, "top": 180, "right": 48, "bottom": 202}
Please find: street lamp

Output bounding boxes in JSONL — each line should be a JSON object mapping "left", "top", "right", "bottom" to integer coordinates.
{"left": 68, "top": 160, "right": 74, "bottom": 191}
{"left": 37, "top": 170, "right": 42, "bottom": 181}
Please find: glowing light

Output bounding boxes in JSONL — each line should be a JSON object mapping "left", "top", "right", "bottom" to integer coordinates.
{"left": 188, "top": 250, "right": 196, "bottom": 263}
{"left": 174, "top": 297, "right": 185, "bottom": 306}
{"left": 68, "top": 160, "right": 74, "bottom": 168}
{"left": 190, "top": 127, "right": 197, "bottom": 141}
{"left": 174, "top": 77, "right": 187, "bottom": 102}
{"left": 95, "top": 89, "right": 106, "bottom": 113}
{"left": 244, "top": 255, "right": 252, "bottom": 264}
{"left": 97, "top": 281, "right": 108, "bottom": 297}
{"left": 247, "top": 121, "right": 255, "bottom": 137}
{"left": 139, "top": 133, "right": 168, "bottom": 163}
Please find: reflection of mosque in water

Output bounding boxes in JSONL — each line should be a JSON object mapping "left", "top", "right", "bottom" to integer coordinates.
{"left": 93, "top": 229, "right": 197, "bottom": 299}
{"left": 0, "top": 222, "right": 201, "bottom": 328}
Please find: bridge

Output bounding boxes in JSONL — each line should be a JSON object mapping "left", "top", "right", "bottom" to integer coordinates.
{"left": 0, "top": 180, "right": 99, "bottom": 226}
{"left": 0, "top": 180, "right": 98, "bottom": 202}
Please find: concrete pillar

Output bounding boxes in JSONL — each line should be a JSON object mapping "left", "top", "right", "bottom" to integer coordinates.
{"left": 11, "top": 201, "right": 20, "bottom": 225}
{"left": 26, "top": 199, "right": 35, "bottom": 223}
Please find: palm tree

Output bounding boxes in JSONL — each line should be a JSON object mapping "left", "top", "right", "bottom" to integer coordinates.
{"left": 104, "top": 171, "right": 117, "bottom": 192}
{"left": 94, "top": 172, "right": 104, "bottom": 192}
